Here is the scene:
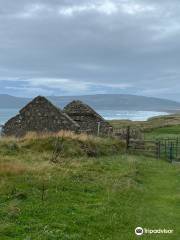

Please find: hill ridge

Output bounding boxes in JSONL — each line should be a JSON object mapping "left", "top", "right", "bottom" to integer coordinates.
{"left": 0, "top": 94, "right": 180, "bottom": 112}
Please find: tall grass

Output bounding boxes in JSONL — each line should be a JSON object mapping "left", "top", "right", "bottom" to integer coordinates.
{"left": 0, "top": 131, "right": 125, "bottom": 160}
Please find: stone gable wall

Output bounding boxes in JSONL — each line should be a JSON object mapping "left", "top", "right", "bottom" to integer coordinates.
{"left": 2, "top": 97, "right": 79, "bottom": 137}
{"left": 2, "top": 97, "right": 113, "bottom": 137}
{"left": 64, "top": 101, "right": 113, "bottom": 135}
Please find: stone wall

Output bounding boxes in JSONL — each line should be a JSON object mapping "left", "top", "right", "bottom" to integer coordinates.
{"left": 64, "top": 100, "right": 113, "bottom": 135}
{"left": 113, "top": 127, "right": 143, "bottom": 140}
{"left": 2, "top": 96, "right": 79, "bottom": 137}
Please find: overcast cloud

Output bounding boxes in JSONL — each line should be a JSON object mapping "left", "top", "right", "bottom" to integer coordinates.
{"left": 0, "top": 0, "right": 180, "bottom": 100}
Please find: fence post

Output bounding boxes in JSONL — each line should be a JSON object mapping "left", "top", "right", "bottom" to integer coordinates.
{"left": 165, "top": 139, "right": 167, "bottom": 155}
{"left": 97, "top": 122, "right": 101, "bottom": 136}
{"left": 126, "top": 126, "right": 130, "bottom": 151}
{"left": 176, "top": 138, "right": 178, "bottom": 158}
{"left": 156, "top": 140, "right": 160, "bottom": 159}
{"left": 169, "top": 142, "right": 173, "bottom": 163}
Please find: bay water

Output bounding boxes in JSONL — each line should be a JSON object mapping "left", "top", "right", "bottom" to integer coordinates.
{"left": 0, "top": 108, "right": 168, "bottom": 126}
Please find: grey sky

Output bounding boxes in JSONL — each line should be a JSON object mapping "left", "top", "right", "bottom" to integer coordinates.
{"left": 0, "top": 0, "right": 180, "bottom": 100}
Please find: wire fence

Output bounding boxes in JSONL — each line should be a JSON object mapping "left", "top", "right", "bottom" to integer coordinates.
{"left": 121, "top": 126, "right": 180, "bottom": 163}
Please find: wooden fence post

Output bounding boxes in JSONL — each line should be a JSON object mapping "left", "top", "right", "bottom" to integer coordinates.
{"left": 159, "top": 141, "right": 161, "bottom": 159}
{"left": 169, "top": 142, "right": 173, "bottom": 163}
{"left": 165, "top": 139, "right": 167, "bottom": 155}
{"left": 97, "top": 122, "right": 101, "bottom": 136}
{"left": 176, "top": 138, "right": 178, "bottom": 158}
{"left": 126, "top": 126, "right": 130, "bottom": 151}
{"left": 156, "top": 140, "right": 160, "bottom": 159}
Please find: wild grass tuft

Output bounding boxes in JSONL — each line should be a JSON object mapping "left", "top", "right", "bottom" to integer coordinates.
{"left": 0, "top": 131, "right": 125, "bottom": 159}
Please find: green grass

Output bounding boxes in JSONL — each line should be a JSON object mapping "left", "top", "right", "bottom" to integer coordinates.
{"left": 145, "top": 125, "right": 180, "bottom": 139}
{"left": 0, "top": 134, "right": 180, "bottom": 239}
{"left": 109, "top": 113, "right": 180, "bottom": 132}
{"left": 109, "top": 114, "right": 180, "bottom": 141}
{"left": 0, "top": 133, "right": 125, "bottom": 159}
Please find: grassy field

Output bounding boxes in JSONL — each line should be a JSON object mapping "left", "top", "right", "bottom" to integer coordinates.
{"left": 109, "top": 114, "right": 180, "bottom": 141}
{"left": 144, "top": 125, "right": 180, "bottom": 140}
{"left": 109, "top": 113, "right": 180, "bottom": 131}
{"left": 0, "top": 132, "right": 180, "bottom": 239}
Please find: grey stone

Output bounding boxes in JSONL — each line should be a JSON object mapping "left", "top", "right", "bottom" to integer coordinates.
{"left": 63, "top": 100, "right": 113, "bottom": 135}
{"left": 2, "top": 96, "right": 80, "bottom": 137}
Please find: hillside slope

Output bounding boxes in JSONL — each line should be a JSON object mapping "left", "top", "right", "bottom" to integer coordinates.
{"left": 50, "top": 94, "right": 180, "bottom": 111}
{"left": 0, "top": 94, "right": 29, "bottom": 109}
{"left": 1, "top": 94, "right": 180, "bottom": 112}
{"left": 110, "top": 114, "right": 180, "bottom": 131}
{"left": 0, "top": 133, "right": 179, "bottom": 239}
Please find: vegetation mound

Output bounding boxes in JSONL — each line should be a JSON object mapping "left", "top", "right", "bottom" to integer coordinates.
{"left": 0, "top": 131, "right": 125, "bottom": 159}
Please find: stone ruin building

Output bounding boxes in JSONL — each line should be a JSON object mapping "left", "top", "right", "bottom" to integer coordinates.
{"left": 2, "top": 96, "right": 79, "bottom": 137}
{"left": 63, "top": 100, "right": 113, "bottom": 135}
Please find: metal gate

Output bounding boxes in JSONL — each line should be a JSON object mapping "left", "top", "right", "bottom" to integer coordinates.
{"left": 128, "top": 137, "right": 180, "bottom": 163}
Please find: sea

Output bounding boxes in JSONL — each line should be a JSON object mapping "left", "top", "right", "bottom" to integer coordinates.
{"left": 98, "top": 110, "right": 169, "bottom": 121}
{"left": 0, "top": 108, "right": 169, "bottom": 126}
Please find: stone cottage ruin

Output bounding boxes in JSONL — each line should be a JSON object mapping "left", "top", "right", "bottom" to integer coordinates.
{"left": 2, "top": 96, "right": 79, "bottom": 137}
{"left": 63, "top": 100, "right": 113, "bottom": 135}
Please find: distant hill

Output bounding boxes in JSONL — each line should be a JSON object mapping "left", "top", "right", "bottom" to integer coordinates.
{"left": 0, "top": 94, "right": 30, "bottom": 109}
{"left": 1, "top": 94, "right": 180, "bottom": 112}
